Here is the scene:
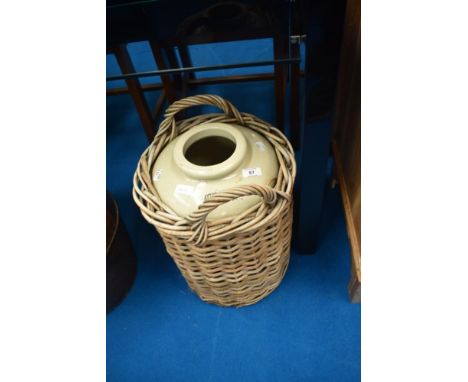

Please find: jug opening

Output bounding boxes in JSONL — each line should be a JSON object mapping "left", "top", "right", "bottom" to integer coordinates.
{"left": 184, "top": 136, "right": 236, "bottom": 166}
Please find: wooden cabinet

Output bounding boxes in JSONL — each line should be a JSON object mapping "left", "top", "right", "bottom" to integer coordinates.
{"left": 332, "top": 0, "right": 361, "bottom": 302}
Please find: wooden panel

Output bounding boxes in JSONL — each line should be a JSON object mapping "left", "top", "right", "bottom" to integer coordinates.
{"left": 333, "top": 141, "right": 361, "bottom": 302}
{"left": 332, "top": 0, "right": 361, "bottom": 302}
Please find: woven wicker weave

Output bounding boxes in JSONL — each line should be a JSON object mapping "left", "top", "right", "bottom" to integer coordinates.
{"left": 133, "top": 95, "right": 296, "bottom": 307}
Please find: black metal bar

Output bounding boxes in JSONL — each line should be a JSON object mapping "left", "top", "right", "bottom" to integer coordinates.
{"left": 106, "top": 58, "right": 301, "bottom": 82}
{"left": 106, "top": 72, "right": 306, "bottom": 96}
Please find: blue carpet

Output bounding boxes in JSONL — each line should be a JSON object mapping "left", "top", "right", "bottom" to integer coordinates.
{"left": 106, "top": 41, "right": 360, "bottom": 381}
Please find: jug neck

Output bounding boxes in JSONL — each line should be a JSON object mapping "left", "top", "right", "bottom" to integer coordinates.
{"left": 173, "top": 122, "right": 248, "bottom": 180}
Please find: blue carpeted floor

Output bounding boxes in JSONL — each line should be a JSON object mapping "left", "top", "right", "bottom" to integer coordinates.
{"left": 106, "top": 41, "right": 360, "bottom": 382}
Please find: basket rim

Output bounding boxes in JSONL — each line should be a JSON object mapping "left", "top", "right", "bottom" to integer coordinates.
{"left": 133, "top": 94, "right": 296, "bottom": 246}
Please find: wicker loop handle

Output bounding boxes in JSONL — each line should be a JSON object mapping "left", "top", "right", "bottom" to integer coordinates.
{"left": 185, "top": 185, "right": 290, "bottom": 246}
{"left": 158, "top": 94, "right": 245, "bottom": 140}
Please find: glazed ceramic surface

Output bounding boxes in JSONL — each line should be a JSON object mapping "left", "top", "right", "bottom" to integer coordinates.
{"left": 152, "top": 122, "right": 279, "bottom": 220}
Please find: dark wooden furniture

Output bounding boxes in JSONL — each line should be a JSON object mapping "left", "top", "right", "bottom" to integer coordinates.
{"left": 293, "top": 0, "right": 347, "bottom": 252}
{"left": 107, "top": 192, "right": 137, "bottom": 312}
{"left": 107, "top": 45, "right": 161, "bottom": 140}
{"left": 332, "top": 0, "right": 361, "bottom": 302}
{"left": 107, "top": 0, "right": 299, "bottom": 142}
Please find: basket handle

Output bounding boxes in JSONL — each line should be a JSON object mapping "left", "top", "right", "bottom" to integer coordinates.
{"left": 185, "top": 184, "right": 290, "bottom": 246}
{"left": 157, "top": 94, "right": 245, "bottom": 140}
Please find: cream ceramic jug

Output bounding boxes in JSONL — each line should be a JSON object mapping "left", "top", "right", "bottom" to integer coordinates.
{"left": 152, "top": 121, "right": 279, "bottom": 220}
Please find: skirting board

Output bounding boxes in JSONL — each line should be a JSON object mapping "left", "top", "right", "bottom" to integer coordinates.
{"left": 332, "top": 140, "right": 361, "bottom": 303}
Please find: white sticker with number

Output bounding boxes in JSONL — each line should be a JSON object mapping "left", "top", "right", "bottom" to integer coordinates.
{"left": 242, "top": 167, "right": 262, "bottom": 177}
{"left": 175, "top": 184, "right": 195, "bottom": 196}
{"left": 154, "top": 169, "right": 162, "bottom": 181}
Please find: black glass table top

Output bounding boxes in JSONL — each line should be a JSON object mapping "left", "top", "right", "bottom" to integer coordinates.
{"left": 107, "top": 0, "right": 289, "bottom": 46}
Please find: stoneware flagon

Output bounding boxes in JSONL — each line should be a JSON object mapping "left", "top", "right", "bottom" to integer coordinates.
{"left": 152, "top": 122, "right": 279, "bottom": 220}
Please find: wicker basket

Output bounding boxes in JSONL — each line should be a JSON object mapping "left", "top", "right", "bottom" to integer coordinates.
{"left": 133, "top": 95, "right": 296, "bottom": 307}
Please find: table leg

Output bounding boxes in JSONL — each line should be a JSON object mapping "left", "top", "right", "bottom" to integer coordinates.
{"left": 273, "top": 35, "right": 286, "bottom": 131}
{"left": 293, "top": 0, "right": 345, "bottom": 253}
{"left": 112, "top": 44, "right": 155, "bottom": 141}
{"left": 164, "top": 47, "right": 183, "bottom": 89}
{"left": 149, "top": 41, "right": 179, "bottom": 104}
{"left": 290, "top": 39, "right": 301, "bottom": 150}
{"left": 178, "top": 45, "right": 196, "bottom": 81}
{"left": 293, "top": 118, "right": 333, "bottom": 253}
